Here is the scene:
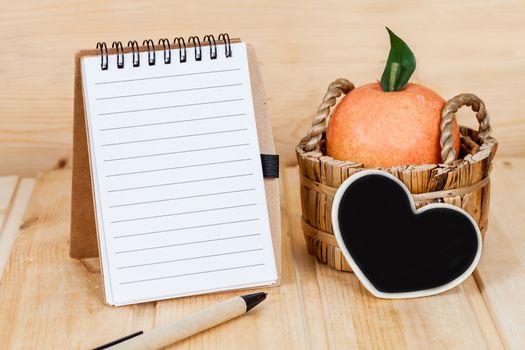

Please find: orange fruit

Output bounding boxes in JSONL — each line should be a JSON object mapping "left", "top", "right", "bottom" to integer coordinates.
{"left": 326, "top": 82, "right": 460, "bottom": 167}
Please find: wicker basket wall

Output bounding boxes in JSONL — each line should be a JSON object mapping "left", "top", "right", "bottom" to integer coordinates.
{"left": 296, "top": 79, "right": 498, "bottom": 272}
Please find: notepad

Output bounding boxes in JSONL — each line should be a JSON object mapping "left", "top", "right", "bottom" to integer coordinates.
{"left": 81, "top": 42, "right": 278, "bottom": 306}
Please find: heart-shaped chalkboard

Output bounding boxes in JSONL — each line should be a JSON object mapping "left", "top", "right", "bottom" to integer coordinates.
{"left": 331, "top": 170, "right": 482, "bottom": 299}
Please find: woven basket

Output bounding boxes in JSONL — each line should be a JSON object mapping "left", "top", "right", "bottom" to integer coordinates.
{"left": 296, "top": 79, "right": 498, "bottom": 272}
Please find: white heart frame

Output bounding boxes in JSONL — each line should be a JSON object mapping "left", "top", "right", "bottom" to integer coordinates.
{"left": 331, "top": 169, "right": 482, "bottom": 299}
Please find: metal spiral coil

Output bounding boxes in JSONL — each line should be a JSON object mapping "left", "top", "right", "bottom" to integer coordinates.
{"left": 218, "top": 33, "right": 232, "bottom": 57}
{"left": 174, "top": 37, "right": 187, "bottom": 63}
{"left": 188, "top": 36, "right": 202, "bottom": 61}
{"left": 111, "top": 41, "right": 124, "bottom": 68}
{"left": 127, "top": 40, "right": 140, "bottom": 67}
{"left": 143, "top": 39, "right": 156, "bottom": 66}
{"left": 95, "top": 33, "right": 232, "bottom": 70}
{"left": 158, "top": 38, "right": 171, "bottom": 64}
{"left": 203, "top": 34, "right": 217, "bottom": 59}
{"left": 96, "top": 42, "right": 108, "bottom": 70}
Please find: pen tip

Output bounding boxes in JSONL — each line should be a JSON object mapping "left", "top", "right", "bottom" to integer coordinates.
{"left": 241, "top": 292, "right": 267, "bottom": 312}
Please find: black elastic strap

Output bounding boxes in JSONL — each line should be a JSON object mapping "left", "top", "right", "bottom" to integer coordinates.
{"left": 261, "top": 154, "right": 279, "bottom": 178}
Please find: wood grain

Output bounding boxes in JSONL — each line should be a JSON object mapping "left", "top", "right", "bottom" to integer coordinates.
{"left": 475, "top": 157, "right": 525, "bottom": 349}
{"left": 0, "top": 176, "right": 19, "bottom": 277}
{"left": 0, "top": 177, "right": 18, "bottom": 233}
{"left": 0, "top": 177, "right": 34, "bottom": 278}
{"left": 0, "top": 0, "right": 524, "bottom": 175}
{"left": 0, "top": 171, "right": 132, "bottom": 349}
{"left": 0, "top": 170, "right": 309, "bottom": 350}
{"left": 3, "top": 163, "right": 524, "bottom": 349}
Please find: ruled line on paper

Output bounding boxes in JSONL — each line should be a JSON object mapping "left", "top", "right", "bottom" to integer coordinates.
{"left": 104, "top": 143, "right": 250, "bottom": 162}
{"left": 110, "top": 188, "right": 255, "bottom": 208}
{"left": 115, "top": 233, "right": 262, "bottom": 253}
{"left": 98, "top": 98, "right": 244, "bottom": 116}
{"left": 111, "top": 203, "right": 257, "bottom": 223}
{"left": 100, "top": 113, "right": 245, "bottom": 131}
{"left": 95, "top": 68, "right": 241, "bottom": 85}
{"left": 113, "top": 218, "right": 259, "bottom": 239}
{"left": 117, "top": 248, "right": 263, "bottom": 269}
{"left": 106, "top": 158, "right": 251, "bottom": 177}
{"left": 101, "top": 128, "right": 248, "bottom": 146}
{"left": 119, "top": 263, "right": 265, "bottom": 285}
{"left": 96, "top": 83, "right": 243, "bottom": 100}
{"left": 108, "top": 173, "right": 254, "bottom": 192}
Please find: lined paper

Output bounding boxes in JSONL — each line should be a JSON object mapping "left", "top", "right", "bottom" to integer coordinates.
{"left": 81, "top": 43, "right": 277, "bottom": 306}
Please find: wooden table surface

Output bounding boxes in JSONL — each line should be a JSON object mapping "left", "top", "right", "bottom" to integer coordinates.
{"left": 0, "top": 158, "right": 524, "bottom": 349}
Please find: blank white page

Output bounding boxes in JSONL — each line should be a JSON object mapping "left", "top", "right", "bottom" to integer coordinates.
{"left": 81, "top": 42, "right": 277, "bottom": 306}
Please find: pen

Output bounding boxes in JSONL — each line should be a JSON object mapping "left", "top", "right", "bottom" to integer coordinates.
{"left": 93, "top": 292, "right": 267, "bottom": 350}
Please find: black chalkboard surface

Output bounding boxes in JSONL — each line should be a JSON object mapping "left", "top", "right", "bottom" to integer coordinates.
{"left": 331, "top": 170, "right": 481, "bottom": 299}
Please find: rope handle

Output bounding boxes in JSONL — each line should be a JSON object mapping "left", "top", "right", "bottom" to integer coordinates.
{"left": 440, "top": 93, "right": 492, "bottom": 164}
{"left": 304, "top": 80, "right": 492, "bottom": 165}
{"left": 304, "top": 79, "right": 354, "bottom": 152}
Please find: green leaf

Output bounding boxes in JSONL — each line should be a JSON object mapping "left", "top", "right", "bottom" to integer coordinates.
{"left": 380, "top": 27, "right": 416, "bottom": 92}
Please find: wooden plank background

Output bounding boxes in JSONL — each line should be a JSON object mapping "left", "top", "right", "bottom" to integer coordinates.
{"left": 0, "top": 0, "right": 524, "bottom": 176}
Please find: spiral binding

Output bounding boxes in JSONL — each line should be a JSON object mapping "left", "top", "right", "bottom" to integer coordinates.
{"left": 96, "top": 42, "right": 108, "bottom": 70}
{"left": 95, "top": 33, "right": 232, "bottom": 70}
{"left": 188, "top": 36, "right": 202, "bottom": 61}
{"left": 158, "top": 38, "right": 171, "bottom": 64}
{"left": 111, "top": 41, "right": 124, "bottom": 69}
{"left": 218, "top": 33, "right": 232, "bottom": 58}
{"left": 203, "top": 34, "right": 217, "bottom": 59}
{"left": 143, "top": 39, "right": 156, "bottom": 65}
{"left": 127, "top": 40, "right": 140, "bottom": 67}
